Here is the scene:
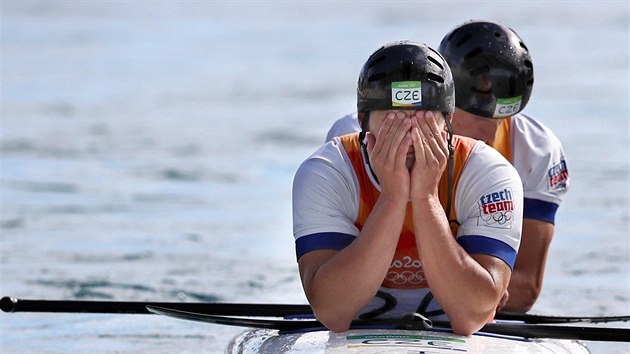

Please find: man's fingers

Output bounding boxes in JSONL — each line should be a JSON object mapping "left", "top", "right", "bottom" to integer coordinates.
{"left": 411, "top": 126, "right": 426, "bottom": 164}
{"left": 366, "top": 132, "right": 376, "bottom": 155}
{"left": 417, "top": 112, "right": 448, "bottom": 159}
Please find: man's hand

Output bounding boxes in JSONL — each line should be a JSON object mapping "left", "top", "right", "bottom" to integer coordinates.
{"left": 366, "top": 111, "right": 412, "bottom": 201}
{"left": 410, "top": 111, "right": 449, "bottom": 200}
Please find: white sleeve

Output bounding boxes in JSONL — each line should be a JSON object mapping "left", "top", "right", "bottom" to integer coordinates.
{"left": 511, "top": 114, "right": 569, "bottom": 205}
{"left": 455, "top": 142, "right": 524, "bottom": 268}
{"left": 325, "top": 112, "right": 361, "bottom": 142}
{"left": 292, "top": 139, "right": 360, "bottom": 240}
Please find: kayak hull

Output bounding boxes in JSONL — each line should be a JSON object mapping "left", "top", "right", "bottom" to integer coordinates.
{"left": 226, "top": 328, "right": 591, "bottom": 354}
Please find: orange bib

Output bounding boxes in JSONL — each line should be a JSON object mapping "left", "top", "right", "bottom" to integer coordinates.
{"left": 339, "top": 133, "right": 477, "bottom": 289}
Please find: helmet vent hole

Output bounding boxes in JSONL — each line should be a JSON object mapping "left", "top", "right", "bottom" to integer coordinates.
{"left": 448, "top": 28, "right": 460, "bottom": 41}
{"left": 368, "top": 72, "right": 387, "bottom": 83}
{"left": 427, "top": 56, "right": 444, "bottom": 70}
{"left": 494, "top": 32, "right": 501, "bottom": 37}
{"left": 527, "top": 79, "right": 534, "bottom": 87}
{"left": 465, "top": 47, "right": 482, "bottom": 59}
{"left": 469, "top": 65, "right": 490, "bottom": 76}
{"left": 368, "top": 54, "right": 386, "bottom": 69}
{"left": 524, "top": 60, "right": 533, "bottom": 69}
{"left": 519, "top": 41, "right": 529, "bottom": 51}
{"left": 427, "top": 73, "right": 444, "bottom": 84}
{"left": 456, "top": 33, "right": 472, "bottom": 47}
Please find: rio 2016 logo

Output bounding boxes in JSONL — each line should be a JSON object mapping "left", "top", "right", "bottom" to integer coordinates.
{"left": 386, "top": 256, "right": 425, "bottom": 285}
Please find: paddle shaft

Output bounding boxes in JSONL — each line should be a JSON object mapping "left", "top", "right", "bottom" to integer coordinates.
{"left": 146, "top": 306, "right": 630, "bottom": 343}
{"left": 496, "top": 311, "right": 630, "bottom": 324}
{"left": 0, "top": 297, "right": 311, "bottom": 316}
{"left": 3, "top": 296, "right": 629, "bottom": 325}
{"left": 476, "top": 322, "right": 630, "bottom": 342}
{"left": 5, "top": 297, "right": 629, "bottom": 342}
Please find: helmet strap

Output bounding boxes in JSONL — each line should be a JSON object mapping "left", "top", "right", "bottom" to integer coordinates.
{"left": 359, "top": 111, "right": 380, "bottom": 184}
{"left": 443, "top": 112, "right": 456, "bottom": 224}
{"left": 359, "top": 111, "right": 369, "bottom": 155}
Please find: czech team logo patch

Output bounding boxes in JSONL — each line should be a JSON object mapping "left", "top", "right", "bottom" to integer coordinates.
{"left": 478, "top": 188, "right": 514, "bottom": 229}
{"left": 548, "top": 159, "right": 569, "bottom": 193}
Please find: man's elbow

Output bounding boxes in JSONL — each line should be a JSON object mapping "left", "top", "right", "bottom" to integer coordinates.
{"left": 449, "top": 318, "right": 483, "bottom": 336}
{"left": 325, "top": 320, "right": 352, "bottom": 333}
{"left": 505, "top": 283, "right": 542, "bottom": 313}
{"left": 448, "top": 309, "right": 495, "bottom": 336}
{"left": 309, "top": 303, "right": 354, "bottom": 333}
{"left": 511, "top": 287, "right": 541, "bottom": 313}
{"left": 315, "top": 311, "right": 353, "bottom": 333}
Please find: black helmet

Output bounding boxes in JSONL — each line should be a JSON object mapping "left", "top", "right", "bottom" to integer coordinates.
{"left": 438, "top": 20, "right": 534, "bottom": 118}
{"left": 357, "top": 41, "right": 455, "bottom": 114}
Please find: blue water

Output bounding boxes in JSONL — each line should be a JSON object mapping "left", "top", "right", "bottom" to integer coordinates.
{"left": 1, "top": 1, "right": 628, "bottom": 353}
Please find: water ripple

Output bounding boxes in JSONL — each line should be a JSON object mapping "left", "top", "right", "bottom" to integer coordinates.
{"left": 4, "top": 180, "right": 79, "bottom": 193}
{"left": 32, "top": 279, "right": 158, "bottom": 298}
{"left": 255, "top": 130, "right": 321, "bottom": 146}
{"left": 0, "top": 218, "right": 24, "bottom": 229}
{"left": 170, "top": 290, "right": 221, "bottom": 303}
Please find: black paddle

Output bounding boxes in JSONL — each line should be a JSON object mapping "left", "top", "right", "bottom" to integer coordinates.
{"left": 146, "top": 305, "right": 630, "bottom": 342}
{"left": 3, "top": 296, "right": 629, "bottom": 324}
{"left": 0, "top": 296, "right": 311, "bottom": 316}
{"left": 3, "top": 296, "right": 629, "bottom": 342}
{"left": 495, "top": 311, "right": 630, "bottom": 324}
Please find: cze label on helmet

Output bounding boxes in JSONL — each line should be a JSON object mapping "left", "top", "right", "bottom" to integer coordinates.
{"left": 392, "top": 81, "right": 422, "bottom": 107}
{"left": 493, "top": 96, "right": 522, "bottom": 117}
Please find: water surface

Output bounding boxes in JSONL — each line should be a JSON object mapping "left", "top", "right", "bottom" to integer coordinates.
{"left": 1, "top": 1, "right": 628, "bottom": 353}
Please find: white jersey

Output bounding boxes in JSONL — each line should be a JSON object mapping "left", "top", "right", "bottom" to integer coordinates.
{"left": 293, "top": 135, "right": 524, "bottom": 319}
{"left": 506, "top": 113, "right": 568, "bottom": 222}
{"left": 325, "top": 112, "right": 569, "bottom": 223}
{"left": 325, "top": 112, "right": 361, "bottom": 142}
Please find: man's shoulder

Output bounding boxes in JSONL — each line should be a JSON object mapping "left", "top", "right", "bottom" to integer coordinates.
{"left": 511, "top": 113, "right": 562, "bottom": 143}
{"left": 510, "top": 113, "right": 565, "bottom": 161}
{"left": 464, "top": 140, "right": 521, "bottom": 186}
{"left": 326, "top": 112, "right": 361, "bottom": 142}
{"left": 452, "top": 135, "right": 512, "bottom": 164}
{"left": 298, "top": 137, "right": 357, "bottom": 174}
{"left": 452, "top": 134, "right": 481, "bottom": 147}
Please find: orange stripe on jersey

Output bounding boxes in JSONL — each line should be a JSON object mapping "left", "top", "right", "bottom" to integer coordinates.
{"left": 339, "top": 132, "right": 477, "bottom": 289}
{"left": 491, "top": 117, "right": 512, "bottom": 162}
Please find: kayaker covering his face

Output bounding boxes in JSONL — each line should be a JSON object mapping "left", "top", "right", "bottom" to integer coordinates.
{"left": 292, "top": 41, "right": 523, "bottom": 335}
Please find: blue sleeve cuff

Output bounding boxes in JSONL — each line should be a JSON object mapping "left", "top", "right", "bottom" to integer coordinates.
{"left": 457, "top": 235, "right": 517, "bottom": 269}
{"left": 524, "top": 198, "right": 558, "bottom": 224}
{"left": 295, "top": 232, "right": 356, "bottom": 260}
